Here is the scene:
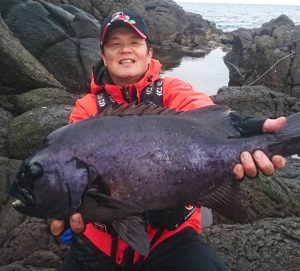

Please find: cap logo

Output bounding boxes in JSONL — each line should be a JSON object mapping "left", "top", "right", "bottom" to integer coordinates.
{"left": 111, "top": 12, "right": 136, "bottom": 24}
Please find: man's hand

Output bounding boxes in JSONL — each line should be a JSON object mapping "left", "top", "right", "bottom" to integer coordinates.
{"left": 50, "top": 213, "right": 85, "bottom": 236}
{"left": 233, "top": 117, "right": 287, "bottom": 180}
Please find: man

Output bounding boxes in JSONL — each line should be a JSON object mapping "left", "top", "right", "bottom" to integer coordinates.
{"left": 51, "top": 11, "right": 286, "bottom": 271}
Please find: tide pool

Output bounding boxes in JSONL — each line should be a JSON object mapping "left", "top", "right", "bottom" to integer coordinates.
{"left": 161, "top": 48, "right": 229, "bottom": 96}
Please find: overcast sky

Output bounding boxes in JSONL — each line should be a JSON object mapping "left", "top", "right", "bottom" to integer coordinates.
{"left": 175, "top": 0, "right": 300, "bottom": 5}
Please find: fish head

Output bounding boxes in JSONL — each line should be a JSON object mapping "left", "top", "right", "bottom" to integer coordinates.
{"left": 9, "top": 149, "right": 90, "bottom": 220}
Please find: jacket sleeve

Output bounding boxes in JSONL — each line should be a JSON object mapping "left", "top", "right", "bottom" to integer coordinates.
{"left": 163, "top": 77, "right": 214, "bottom": 111}
{"left": 68, "top": 94, "right": 99, "bottom": 123}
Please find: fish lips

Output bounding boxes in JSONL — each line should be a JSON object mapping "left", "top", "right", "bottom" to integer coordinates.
{"left": 9, "top": 181, "right": 35, "bottom": 212}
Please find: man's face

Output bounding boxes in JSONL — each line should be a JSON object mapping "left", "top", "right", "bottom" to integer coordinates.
{"left": 102, "top": 26, "right": 153, "bottom": 86}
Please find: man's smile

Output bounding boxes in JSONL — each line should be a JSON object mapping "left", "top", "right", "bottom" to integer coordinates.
{"left": 119, "top": 59, "right": 136, "bottom": 64}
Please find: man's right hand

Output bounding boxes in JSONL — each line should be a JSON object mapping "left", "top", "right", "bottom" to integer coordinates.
{"left": 50, "top": 213, "right": 85, "bottom": 236}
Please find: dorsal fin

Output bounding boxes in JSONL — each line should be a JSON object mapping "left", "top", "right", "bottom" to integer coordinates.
{"left": 99, "top": 102, "right": 181, "bottom": 117}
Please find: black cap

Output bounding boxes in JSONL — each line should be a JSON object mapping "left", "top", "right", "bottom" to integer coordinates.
{"left": 100, "top": 11, "right": 150, "bottom": 45}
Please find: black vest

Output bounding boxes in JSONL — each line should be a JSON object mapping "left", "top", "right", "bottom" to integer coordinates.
{"left": 96, "top": 79, "right": 164, "bottom": 111}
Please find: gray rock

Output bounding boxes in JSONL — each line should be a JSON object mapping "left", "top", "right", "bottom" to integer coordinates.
{"left": 224, "top": 15, "right": 300, "bottom": 95}
{"left": 203, "top": 217, "right": 300, "bottom": 271}
{"left": 23, "top": 250, "right": 62, "bottom": 269}
{"left": 0, "top": 217, "right": 59, "bottom": 266}
{"left": 14, "top": 88, "right": 76, "bottom": 114}
{"left": 0, "top": 15, "right": 63, "bottom": 94}
{"left": 0, "top": 157, "right": 22, "bottom": 211}
{"left": 0, "top": 107, "right": 13, "bottom": 156}
{"left": 1, "top": 0, "right": 101, "bottom": 92}
{"left": 7, "top": 105, "right": 72, "bottom": 160}
{"left": 209, "top": 156, "right": 300, "bottom": 225}
{"left": 212, "top": 85, "right": 299, "bottom": 118}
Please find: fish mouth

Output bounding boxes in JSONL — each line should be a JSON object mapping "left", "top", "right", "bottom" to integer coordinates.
{"left": 10, "top": 182, "right": 34, "bottom": 210}
{"left": 9, "top": 161, "right": 44, "bottom": 212}
{"left": 10, "top": 185, "right": 45, "bottom": 218}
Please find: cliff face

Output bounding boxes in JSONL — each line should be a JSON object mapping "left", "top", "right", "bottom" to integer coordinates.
{"left": 0, "top": 1, "right": 299, "bottom": 270}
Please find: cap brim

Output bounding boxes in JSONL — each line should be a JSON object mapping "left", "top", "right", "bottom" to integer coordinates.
{"left": 101, "top": 20, "right": 147, "bottom": 45}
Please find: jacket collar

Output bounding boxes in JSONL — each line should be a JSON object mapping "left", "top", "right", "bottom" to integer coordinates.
{"left": 90, "top": 59, "right": 162, "bottom": 95}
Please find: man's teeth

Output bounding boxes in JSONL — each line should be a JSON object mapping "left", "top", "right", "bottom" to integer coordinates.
{"left": 120, "top": 59, "right": 135, "bottom": 64}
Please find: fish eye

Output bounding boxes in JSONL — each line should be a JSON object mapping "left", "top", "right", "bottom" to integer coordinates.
{"left": 17, "top": 162, "right": 43, "bottom": 188}
{"left": 27, "top": 162, "right": 43, "bottom": 179}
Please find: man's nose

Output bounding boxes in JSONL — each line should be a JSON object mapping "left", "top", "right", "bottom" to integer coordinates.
{"left": 120, "top": 44, "right": 133, "bottom": 53}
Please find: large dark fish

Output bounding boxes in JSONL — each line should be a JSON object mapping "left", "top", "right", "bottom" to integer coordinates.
{"left": 9, "top": 104, "right": 300, "bottom": 255}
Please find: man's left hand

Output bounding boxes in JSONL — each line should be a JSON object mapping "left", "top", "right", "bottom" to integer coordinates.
{"left": 233, "top": 117, "right": 287, "bottom": 180}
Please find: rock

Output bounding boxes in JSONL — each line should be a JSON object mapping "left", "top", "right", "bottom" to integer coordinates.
{"left": 213, "top": 158, "right": 300, "bottom": 225}
{"left": 1, "top": 0, "right": 101, "bottom": 92}
{"left": 14, "top": 88, "right": 76, "bottom": 114}
{"left": 224, "top": 15, "right": 300, "bottom": 96}
{"left": 23, "top": 250, "right": 62, "bottom": 268}
{"left": 7, "top": 105, "right": 72, "bottom": 160}
{"left": 0, "top": 107, "right": 13, "bottom": 156}
{"left": 203, "top": 217, "right": 300, "bottom": 271}
{"left": 0, "top": 217, "right": 60, "bottom": 266}
{"left": 0, "top": 157, "right": 22, "bottom": 211}
{"left": 0, "top": 15, "right": 63, "bottom": 94}
{"left": 212, "top": 85, "right": 299, "bottom": 118}
{"left": 48, "top": 0, "right": 225, "bottom": 53}
{"left": 0, "top": 261, "right": 57, "bottom": 271}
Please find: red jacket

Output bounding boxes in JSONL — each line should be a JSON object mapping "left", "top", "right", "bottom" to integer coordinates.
{"left": 69, "top": 59, "right": 214, "bottom": 122}
{"left": 69, "top": 58, "right": 214, "bottom": 266}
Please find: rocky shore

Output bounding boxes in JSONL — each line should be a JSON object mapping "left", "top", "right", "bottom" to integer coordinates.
{"left": 0, "top": 0, "right": 300, "bottom": 270}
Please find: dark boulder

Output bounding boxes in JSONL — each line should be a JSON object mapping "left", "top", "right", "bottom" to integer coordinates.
{"left": 0, "top": 15, "right": 63, "bottom": 94}
{"left": 7, "top": 105, "right": 72, "bottom": 160}
{"left": 212, "top": 85, "right": 299, "bottom": 118}
{"left": 203, "top": 217, "right": 300, "bottom": 271}
{"left": 224, "top": 15, "right": 300, "bottom": 97}
{"left": 1, "top": 0, "right": 101, "bottom": 92}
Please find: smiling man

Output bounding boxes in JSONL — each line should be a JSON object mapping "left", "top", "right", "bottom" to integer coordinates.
{"left": 51, "top": 10, "right": 286, "bottom": 271}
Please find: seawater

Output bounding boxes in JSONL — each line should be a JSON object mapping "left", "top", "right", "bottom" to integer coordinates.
{"left": 163, "top": 3, "right": 300, "bottom": 95}
{"left": 178, "top": 2, "right": 300, "bottom": 32}
{"left": 161, "top": 48, "right": 228, "bottom": 96}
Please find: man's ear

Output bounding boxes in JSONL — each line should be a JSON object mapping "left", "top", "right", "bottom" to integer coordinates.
{"left": 102, "top": 56, "right": 107, "bottom": 67}
{"left": 148, "top": 48, "right": 153, "bottom": 62}
{"left": 101, "top": 51, "right": 107, "bottom": 67}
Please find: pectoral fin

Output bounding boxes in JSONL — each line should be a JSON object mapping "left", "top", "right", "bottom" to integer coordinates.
{"left": 113, "top": 216, "right": 150, "bottom": 256}
{"left": 80, "top": 188, "right": 143, "bottom": 222}
{"left": 79, "top": 189, "right": 149, "bottom": 254}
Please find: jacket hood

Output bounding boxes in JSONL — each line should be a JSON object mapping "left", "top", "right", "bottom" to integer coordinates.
{"left": 90, "top": 59, "right": 162, "bottom": 95}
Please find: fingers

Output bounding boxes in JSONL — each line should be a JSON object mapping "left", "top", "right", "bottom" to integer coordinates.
{"left": 271, "top": 155, "right": 286, "bottom": 169}
{"left": 50, "top": 219, "right": 65, "bottom": 236}
{"left": 235, "top": 151, "right": 285, "bottom": 181}
{"left": 233, "top": 164, "right": 244, "bottom": 181}
{"left": 252, "top": 150, "right": 274, "bottom": 176}
{"left": 70, "top": 213, "right": 85, "bottom": 234}
{"left": 240, "top": 151, "right": 258, "bottom": 178}
{"left": 50, "top": 214, "right": 85, "bottom": 236}
{"left": 262, "top": 117, "right": 286, "bottom": 133}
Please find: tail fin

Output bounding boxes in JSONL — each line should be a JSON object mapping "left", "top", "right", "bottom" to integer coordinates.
{"left": 269, "top": 112, "right": 300, "bottom": 156}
